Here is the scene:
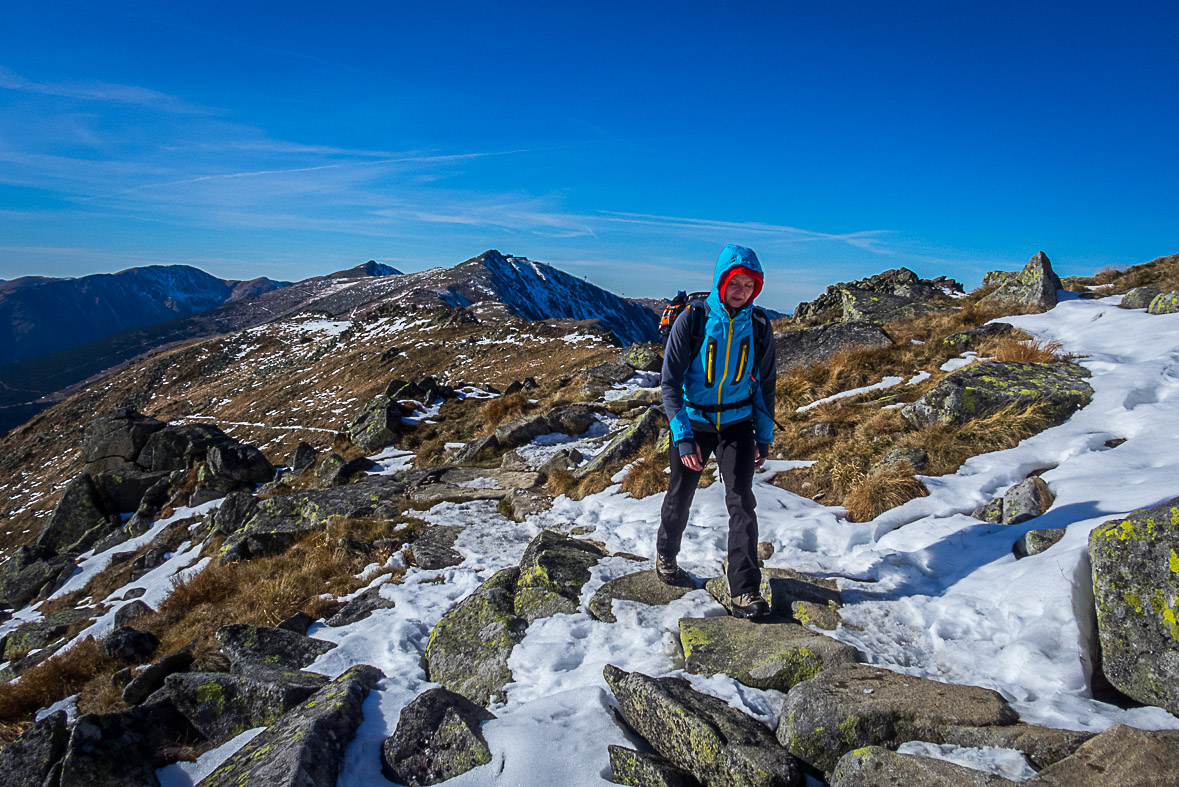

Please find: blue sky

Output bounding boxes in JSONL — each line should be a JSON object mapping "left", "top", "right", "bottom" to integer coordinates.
{"left": 1, "top": 1, "right": 1176, "bottom": 312}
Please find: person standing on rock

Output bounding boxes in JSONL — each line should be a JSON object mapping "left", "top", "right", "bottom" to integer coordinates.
{"left": 658, "top": 244, "right": 776, "bottom": 618}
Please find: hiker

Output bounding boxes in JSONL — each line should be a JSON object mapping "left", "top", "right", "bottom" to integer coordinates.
{"left": 658, "top": 244, "right": 776, "bottom": 618}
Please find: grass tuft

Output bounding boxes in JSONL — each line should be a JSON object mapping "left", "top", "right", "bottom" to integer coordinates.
{"left": 619, "top": 444, "right": 668, "bottom": 499}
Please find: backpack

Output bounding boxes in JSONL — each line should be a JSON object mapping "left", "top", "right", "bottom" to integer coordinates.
{"left": 662, "top": 291, "right": 772, "bottom": 368}
{"left": 659, "top": 291, "right": 708, "bottom": 343}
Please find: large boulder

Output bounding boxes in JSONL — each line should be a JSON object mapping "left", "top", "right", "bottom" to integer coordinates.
{"left": 164, "top": 670, "right": 327, "bottom": 744}
{"left": 794, "top": 268, "right": 961, "bottom": 325}
{"left": 974, "top": 476, "right": 1055, "bottom": 525}
{"left": 0, "top": 546, "right": 77, "bottom": 609}
{"left": 121, "top": 645, "right": 194, "bottom": 706}
{"left": 216, "top": 624, "right": 336, "bottom": 680}
{"left": 901, "top": 361, "right": 1092, "bottom": 429}
{"left": 943, "top": 322, "right": 1016, "bottom": 352}
{"left": 197, "top": 664, "right": 382, "bottom": 787}
{"left": 59, "top": 698, "right": 203, "bottom": 786}
{"left": 622, "top": 345, "right": 663, "bottom": 372}
{"left": 777, "top": 665, "right": 1018, "bottom": 773}
{"left": 774, "top": 322, "right": 893, "bottom": 372}
{"left": 679, "top": 617, "right": 858, "bottom": 692}
{"left": 1148, "top": 290, "right": 1179, "bottom": 315}
{"left": 512, "top": 530, "right": 607, "bottom": 622}
{"left": 494, "top": 414, "right": 552, "bottom": 448}
{"left": 839, "top": 288, "right": 951, "bottom": 325}
{"left": 1118, "top": 286, "right": 1162, "bottom": 310}
{"left": 830, "top": 746, "right": 1016, "bottom": 786}
{"left": 424, "top": 567, "right": 527, "bottom": 706}
{"left": 37, "top": 473, "right": 118, "bottom": 554}
{"left": 136, "top": 423, "right": 231, "bottom": 472}
{"left": 102, "top": 625, "right": 159, "bottom": 661}
{"left": 574, "top": 407, "right": 664, "bottom": 478}
{"left": 608, "top": 746, "right": 702, "bottom": 787}
{"left": 380, "top": 687, "right": 496, "bottom": 786}
{"left": 1014, "top": 528, "right": 1067, "bottom": 558}
{"left": 584, "top": 361, "right": 637, "bottom": 386}
{"left": 1029, "top": 724, "right": 1179, "bottom": 786}
{"left": 588, "top": 570, "right": 695, "bottom": 624}
{"left": 80, "top": 408, "right": 166, "bottom": 474}
{"left": 91, "top": 460, "right": 170, "bottom": 514}
{"left": 981, "top": 252, "right": 1062, "bottom": 309}
{"left": 1088, "top": 498, "right": 1179, "bottom": 715}
{"left": 207, "top": 442, "right": 275, "bottom": 488}
{"left": 0, "top": 710, "right": 69, "bottom": 787}
{"left": 604, "top": 664, "right": 802, "bottom": 787}
{"left": 546, "top": 403, "right": 602, "bottom": 436}
{"left": 0, "top": 609, "right": 92, "bottom": 662}
{"left": 348, "top": 394, "right": 406, "bottom": 454}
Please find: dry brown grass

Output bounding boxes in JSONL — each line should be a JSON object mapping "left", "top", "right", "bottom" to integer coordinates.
{"left": 619, "top": 444, "right": 668, "bottom": 499}
{"left": 841, "top": 464, "right": 930, "bottom": 522}
{"left": 480, "top": 393, "right": 537, "bottom": 433}
{"left": 544, "top": 468, "right": 614, "bottom": 501}
{"left": 0, "top": 639, "right": 114, "bottom": 741}
{"left": 977, "top": 334, "right": 1067, "bottom": 363}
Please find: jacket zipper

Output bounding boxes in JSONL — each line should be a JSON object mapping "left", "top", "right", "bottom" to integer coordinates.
{"left": 716, "top": 313, "right": 735, "bottom": 429}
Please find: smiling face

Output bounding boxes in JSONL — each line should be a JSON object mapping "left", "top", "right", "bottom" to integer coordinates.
{"left": 723, "top": 273, "right": 757, "bottom": 309}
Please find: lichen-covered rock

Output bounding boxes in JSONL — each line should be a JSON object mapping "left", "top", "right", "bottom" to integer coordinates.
{"left": 680, "top": 617, "right": 858, "bottom": 692}
{"left": 348, "top": 394, "right": 405, "bottom": 454}
{"left": 0, "top": 608, "right": 92, "bottom": 661}
{"left": 314, "top": 453, "right": 374, "bottom": 488}
{"left": 425, "top": 567, "right": 526, "bottom": 706}
{"left": 1013, "top": 528, "right": 1067, "bottom": 558}
{"left": 871, "top": 447, "right": 928, "bottom": 475}
{"left": 1001, "top": 476, "right": 1055, "bottom": 524}
{"left": 938, "top": 722, "right": 1093, "bottom": 770}
{"left": 981, "top": 252, "right": 1063, "bottom": 309}
{"left": 1119, "top": 286, "right": 1162, "bottom": 310}
{"left": 901, "top": 361, "right": 1092, "bottom": 429}
{"left": 288, "top": 441, "right": 317, "bottom": 475}
{"left": 89, "top": 460, "right": 170, "bottom": 514}
{"left": 622, "top": 345, "right": 663, "bottom": 372}
{"left": 608, "top": 745, "right": 702, "bottom": 787}
{"left": 449, "top": 434, "right": 501, "bottom": 464}
{"left": 943, "top": 322, "right": 1016, "bottom": 352}
{"left": 81, "top": 408, "right": 166, "bottom": 474}
{"left": 380, "top": 687, "right": 496, "bottom": 786}
{"left": 122, "top": 644, "right": 195, "bottom": 706}
{"left": 37, "top": 473, "right": 118, "bottom": 554}
{"left": 840, "top": 288, "right": 951, "bottom": 325}
{"left": 207, "top": 441, "right": 275, "bottom": 487}
{"left": 538, "top": 448, "right": 583, "bottom": 475}
{"left": 574, "top": 407, "right": 664, "bottom": 478}
{"left": 215, "top": 624, "right": 336, "bottom": 680}
{"left": 973, "top": 498, "right": 1004, "bottom": 524}
{"left": 604, "top": 664, "right": 802, "bottom": 787}
{"left": 326, "top": 585, "right": 396, "bottom": 627}
{"left": 102, "top": 625, "right": 160, "bottom": 661}
{"left": 1148, "top": 290, "right": 1179, "bottom": 315}
{"left": 406, "top": 526, "right": 464, "bottom": 570}
{"left": 774, "top": 322, "right": 893, "bottom": 372}
{"left": 0, "top": 709, "right": 69, "bottom": 787}
{"left": 706, "top": 566, "right": 842, "bottom": 617}
{"left": 1028, "top": 725, "right": 1179, "bottom": 786}
{"left": 777, "top": 665, "right": 1018, "bottom": 773}
{"left": 165, "top": 670, "right": 327, "bottom": 743}
{"left": 60, "top": 697, "right": 203, "bottom": 787}
{"left": 513, "top": 530, "right": 607, "bottom": 623}
{"left": 794, "top": 268, "right": 960, "bottom": 325}
{"left": 584, "top": 360, "right": 637, "bottom": 386}
{"left": 137, "top": 423, "right": 232, "bottom": 472}
{"left": 198, "top": 664, "right": 382, "bottom": 787}
{"left": 791, "top": 600, "right": 843, "bottom": 630}
{"left": 0, "top": 545, "right": 77, "bottom": 609}
{"left": 830, "top": 746, "right": 1017, "bottom": 786}
{"left": 211, "top": 490, "right": 258, "bottom": 535}
{"left": 1088, "top": 498, "right": 1179, "bottom": 715}
{"left": 588, "top": 570, "right": 695, "bottom": 624}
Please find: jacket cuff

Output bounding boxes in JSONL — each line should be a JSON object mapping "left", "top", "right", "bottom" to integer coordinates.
{"left": 757, "top": 443, "right": 769, "bottom": 459}
{"left": 676, "top": 440, "right": 697, "bottom": 457}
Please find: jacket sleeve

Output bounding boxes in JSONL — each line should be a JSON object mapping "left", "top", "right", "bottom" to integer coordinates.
{"left": 752, "top": 322, "right": 777, "bottom": 446}
{"left": 661, "top": 308, "right": 697, "bottom": 445}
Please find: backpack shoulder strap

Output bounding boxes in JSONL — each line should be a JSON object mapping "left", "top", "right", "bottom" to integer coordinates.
{"left": 686, "top": 301, "right": 709, "bottom": 360}
{"left": 750, "top": 307, "right": 771, "bottom": 368}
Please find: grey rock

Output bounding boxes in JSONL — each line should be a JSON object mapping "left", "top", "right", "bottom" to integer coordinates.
{"left": 314, "top": 453, "right": 374, "bottom": 488}
{"left": 189, "top": 488, "right": 225, "bottom": 507}
{"left": 380, "top": 687, "right": 496, "bottom": 786}
{"left": 1029, "top": 724, "right": 1179, "bottom": 786}
{"left": 288, "top": 441, "right": 317, "bottom": 475}
{"left": 545, "top": 403, "right": 602, "bottom": 436}
{"left": 207, "top": 442, "right": 275, "bottom": 487}
{"left": 574, "top": 407, "right": 664, "bottom": 478}
{"left": 588, "top": 570, "right": 695, "bottom": 624}
{"left": 1148, "top": 290, "right": 1179, "bottom": 315}
{"left": 1118, "top": 286, "right": 1162, "bottom": 310}
{"left": 706, "top": 566, "right": 842, "bottom": 617}
{"left": 81, "top": 408, "right": 166, "bottom": 473}
{"left": 276, "top": 611, "right": 315, "bottom": 635}
{"left": 196, "top": 664, "right": 382, "bottom": 787}
{"left": 0, "top": 710, "right": 69, "bottom": 787}
{"left": 37, "top": 473, "right": 118, "bottom": 554}
{"left": 0, "top": 609, "right": 92, "bottom": 662}
{"left": 326, "top": 585, "right": 396, "bottom": 627}
{"left": 102, "top": 626, "right": 159, "bottom": 661}
{"left": 1014, "top": 528, "right": 1067, "bottom": 558}
{"left": 583, "top": 361, "right": 637, "bottom": 386}
{"left": 944, "top": 322, "right": 1017, "bottom": 352}
{"left": 424, "top": 567, "right": 526, "bottom": 706}
{"left": 406, "top": 526, "right": 464, "bottom": 570}
{"left": 499, "top": 449, "right": 529, "bottom": 470}
{"left": 901, "top": 361, "right": 1092, "bottom": 429}
{"left": 680, "top": 617, "right": 859, "bottom": 692}
{"left": 216, "top": 624, "right": 336, "bottom": 680}
{"left": 794, "top": 268, "right": 959, "bottom": 325}
{"left": 792, "top": 600, "right": 843, "bottom": 630}
{"left": 137, "top": 423, "right": 231, "bottom": 472}
{"left": 211, "top": 490, "right": 258, "bottom": 535}
{"left": 0, "top": 546, "right": 77, "bottom": 609}
{"left": 609, "top": 746, "right": 702, "bottom": 787}
{"left": 498, "top": 489, "right": 554, "bottom": 522}
{"left": 981, "top": 252, "right": 1063, "bottom": 309}
{"left": 91, "top": 460, "right": 170, "bottom": 514}
{"left": 448, "top": 434, "right": 501, "bottom": 464}
{"left": 1088, "top": 498, "right": 1179, "bottom": 715}
{"left": 512, "top": 530, "right": 607, "bottom": 623}
{"left": 777, "top": 664, "right": 1018, "bottom": 773}
{"left": 622, "top": 345, "right": 663, "bottom": 372}
{"left": 60, "top": 698, "right": 203, "bottom": 787}
{"left": 348, "top": 394, "right": 405, "bottom": 454}
{"left": 973, "top": 498, "right": 1004, "bottom": 524}
{"left": 494, "top": 414, "right": 552, "bottom": 448}
{"left": 939, "top": 722, "right": 1093, "bottom": 770}
{"left": 113, "top": 600, "right": 155, "bottom": 629}
{"left": 799, "top": 422, "right": 835, "bottom": 439}
{"left": 604, "top": 664, "right": 802, "bottom": 787}
{"left": 386, "top": 379, "right": 428, "bottom": 401}
{"left": 122, "top": 645, "right": 195, "bottom": 706}
{"left": 165, "top": 670, "right": 327, "bottom": 744}
{"left": 830, "top": 746, "right": 1017, "bottom": 786}
{"left": 871, "top": 447, "right": 928, "bottom": 475}
{"left": 840, "top": 287, "right": 951, "bottom": 325}
{"left": 1002, "top": 477, "right": 1054, "bottom": 524}
{"left": 775, "top": 322, "right": 893, "bottom": 373}
{"left": 537, "top": 447, "right": 583, "bottom": 475}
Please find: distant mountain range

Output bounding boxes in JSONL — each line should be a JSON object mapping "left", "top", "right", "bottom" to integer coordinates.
{"left": 0, "top": 265, "right": 290, "bottom": 367}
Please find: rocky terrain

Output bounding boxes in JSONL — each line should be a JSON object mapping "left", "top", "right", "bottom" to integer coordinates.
{"left": 0, "top": 250, "right": 1177, "bottom": 785}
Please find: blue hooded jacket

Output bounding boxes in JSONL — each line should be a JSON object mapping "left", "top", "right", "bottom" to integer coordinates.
{"left": 661, "top": 245, "right": 777, "bottom": 450}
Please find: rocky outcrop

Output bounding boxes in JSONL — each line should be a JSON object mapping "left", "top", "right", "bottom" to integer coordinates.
{"left": 973, "top": 476, "right": 1055, "bottom": 524}
{"left": 1148, "top": 290, "right": 1179, "bottom": 315}
{"left": 794, "top": 268, "right": 961, "bottom": 325}
{"left": 80, "top": 408, "right": 166, "bottom": 474}
{"left": 101, "top": 625, "right": 159, "bottom": 661}
{"left": 37, "top": 473, "right": 119, "bottom": 554}
{"left": 830, "top": 746, "right": 1016, "bottom": 786}
{"left": 513, "top": 529, "right": 607, "bottom": 622}
{"left": 774, "top": 323, "right": 893, "bottom": 372}
{"left": 122, "top": 644, "right": 194, "bottom": 705}
{"left": 680, "top": 617, "right": 859, "bottom": 692}
{"left": 574, "top": 407, "right": 664, "bottom": 478}
{"left": 0, "top": 545, "right": 77, "bottom": 608}
{"left": 198, "top": 664, "right": 382, "bottom": 787}
{"left": 165, "top": 670, "right": 327, "bottom": 743}
{"left": 901, "top": 361, "right": 1092, "bottom": 429}
{"left": 588, "top": 570, "right": 696, "bottom": 623}
{"left": 777, "top": 665, "right": 1018, "bottom": 773}
{"left": 60, "top": 698, "right": 203, "bottom": 786}
{"left": 314, "top": 453, "right": 375, "bottom": 488}
{"left": 137, "top": 423, "right": 229, "bottom": 472}
{"left": 216, "top": 624, "right": 336, "bottom": 680}
{"left": 839, "top": 288, "right": 951, "bottom": 325}
{"left": 380, "top": 688, "right": 496, "bottom": 786}
{"left": 348, "top": 394, "right": 407, "bottom": 454}
{"left": 1118, "top": 286, "right": 1161, "bottom": 310}
{"left": 1029, "top": 724, "right": 1179, "bottom": 786}
{"left": 1088, "top": 498, "right": 1179, "bottom": 715}
{"left": 608, "top": 746, "right": 702, "bottom": 787}
{"left": 0, "top": 710, "right": 70, "bottom": 787}
{"left": 981, "top": 252, "right": 1062, "bottom": 309}
{"left": 604, "top": 664, "right": 802, "bottom": 787}
{"left": 451, "top": 403, "right": 604, "bottom": 465}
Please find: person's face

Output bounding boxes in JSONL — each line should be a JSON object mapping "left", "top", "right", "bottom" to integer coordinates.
{"left": 724, "top": 274, "right": 757, "bottom": 309}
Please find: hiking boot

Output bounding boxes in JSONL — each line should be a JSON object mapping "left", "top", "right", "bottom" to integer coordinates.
{"left": 731, "top": 592, "right": 770, "bottom": 619}
{"left": 655, "top": 554, "right": 682, "bottom": 585}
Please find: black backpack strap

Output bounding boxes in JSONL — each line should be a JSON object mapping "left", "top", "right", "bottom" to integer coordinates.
{"left": 686, "top": 301, "right": 709, "bottom": 360}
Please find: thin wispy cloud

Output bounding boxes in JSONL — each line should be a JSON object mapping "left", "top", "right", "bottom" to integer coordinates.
{"left": 594, "top": 210, "right": 892, "bottom": 252}
{"left": 0, "top": 65, "right": 208, "bottom": 113}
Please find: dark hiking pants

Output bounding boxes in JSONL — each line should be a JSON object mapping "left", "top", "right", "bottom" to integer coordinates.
{"left": 657, "top": 420, "right": 761, "bottom": 597}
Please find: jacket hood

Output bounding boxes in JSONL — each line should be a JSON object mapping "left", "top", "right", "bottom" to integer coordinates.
{"left": 709, "top": 244, "right": 764, "bottom": 314}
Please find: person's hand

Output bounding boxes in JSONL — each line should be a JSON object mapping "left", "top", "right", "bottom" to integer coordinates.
{"left": 681, "top": 444, "right": 704, "bottom": 471}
